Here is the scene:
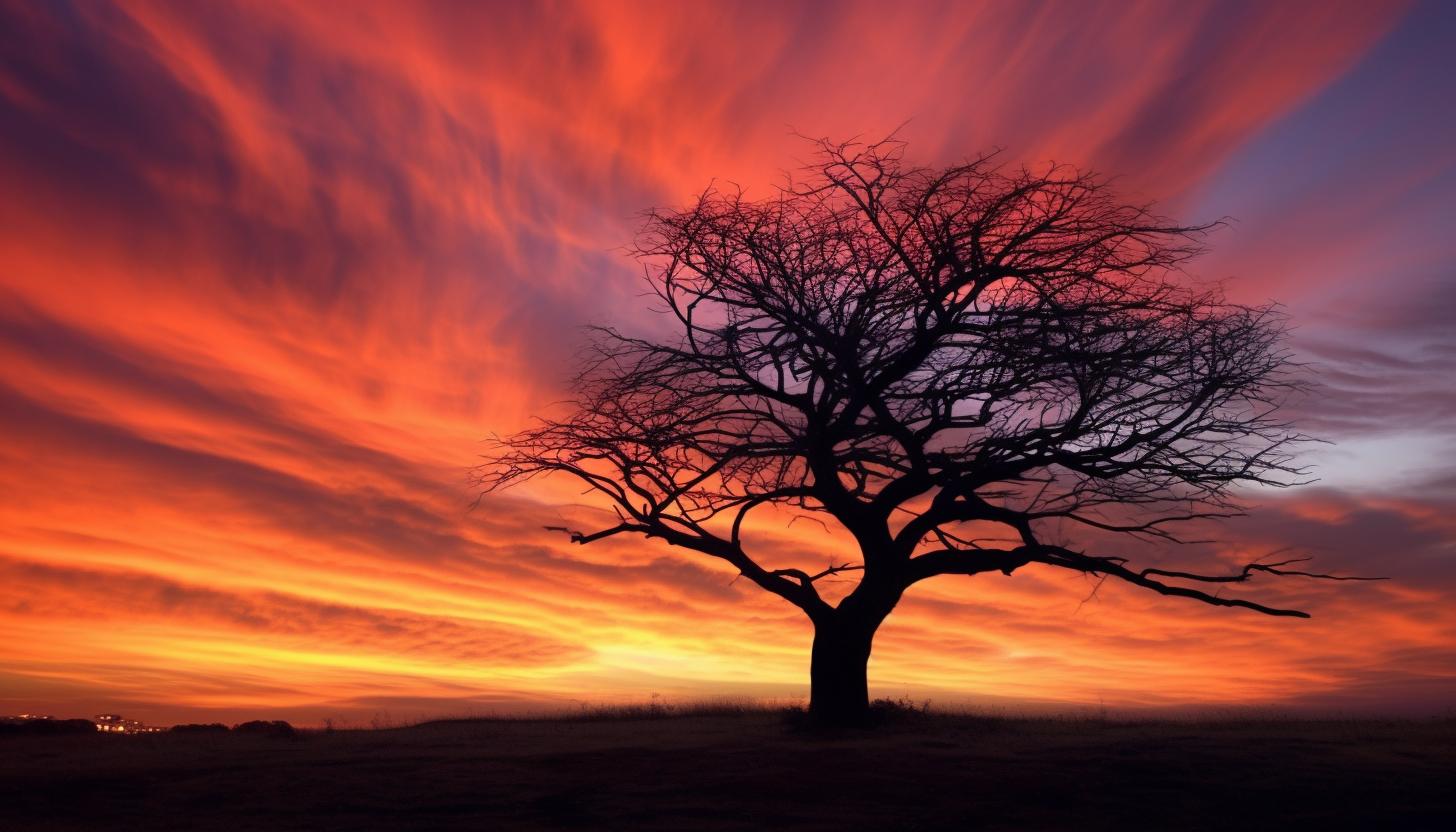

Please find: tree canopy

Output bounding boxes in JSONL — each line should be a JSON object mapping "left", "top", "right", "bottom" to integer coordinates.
{"left": 478, "top": 138, "right": 1369, "bottom": 724}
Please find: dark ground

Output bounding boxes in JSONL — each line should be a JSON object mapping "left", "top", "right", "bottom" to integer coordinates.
{"left": 2, "top": 712, "right": 1452, "bottom": 830}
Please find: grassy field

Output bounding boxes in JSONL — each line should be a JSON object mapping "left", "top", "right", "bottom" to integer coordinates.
{"left": 2, "top": 707, "right": 1452, "bottom": 830}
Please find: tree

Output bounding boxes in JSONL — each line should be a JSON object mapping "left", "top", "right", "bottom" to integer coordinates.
{"left": 478, "top": 138, "right": 1370, "bottom": 726}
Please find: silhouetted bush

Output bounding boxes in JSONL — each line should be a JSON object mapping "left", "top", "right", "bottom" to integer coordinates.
{"left": 867, "top": 697, "right": 933, "bottom": 725}
{"left": 232, "top": 720, "right": 293, "bottom": 737}
{"left": 171, "top": 723, "right": 230, "bottom": 733}
{"left": 783, "top": 697, "right": 933, "bottom": 730}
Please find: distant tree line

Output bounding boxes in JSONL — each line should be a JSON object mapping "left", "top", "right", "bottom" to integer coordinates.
{"left": 0, "top": 718, "right": 295, "bottom": 738}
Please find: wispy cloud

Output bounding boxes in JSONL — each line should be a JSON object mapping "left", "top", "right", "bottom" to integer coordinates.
{"left": 4, "top": 0, "right": 1451, "bottom": 722}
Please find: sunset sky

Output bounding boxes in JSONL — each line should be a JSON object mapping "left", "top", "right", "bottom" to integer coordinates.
{"left": 2, "top": 0, "right": 1454, "bottom": 727}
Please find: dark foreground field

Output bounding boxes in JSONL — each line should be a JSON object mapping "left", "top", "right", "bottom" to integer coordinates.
{"left": 3, "top": 711, "right": 1452, "bottom": 830}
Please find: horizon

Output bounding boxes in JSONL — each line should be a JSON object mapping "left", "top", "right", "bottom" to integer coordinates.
{"left": 3, "top": 0, "right": 1455, "bottom": 727}
{"left": 9, "top": 693, "right": 1451, "bottom": 733}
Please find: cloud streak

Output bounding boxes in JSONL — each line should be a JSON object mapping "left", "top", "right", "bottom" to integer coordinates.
{"left": 2, "top": 0, "right": 1452, "bottom": 723}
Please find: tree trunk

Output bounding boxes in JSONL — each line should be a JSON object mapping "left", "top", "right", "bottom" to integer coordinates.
{"left": 807, "top": 612, "right": 879, "bottom": 727}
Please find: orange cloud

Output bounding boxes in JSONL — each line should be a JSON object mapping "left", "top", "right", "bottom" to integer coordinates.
{"left": 4, "top": 0, "right": 1451, "bottom": 725}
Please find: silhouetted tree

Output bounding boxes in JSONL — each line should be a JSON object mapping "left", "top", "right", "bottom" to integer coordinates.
{"left": 171, "top": 723, "right": 230, "bottom": 733}
{"left": 479, "top": 139, "right": 1372, "bottom": 726}
{"left": 232, "top": 720, "right": 294, "bottom": 737}
{"left": 0, "top": 718, "right": 97, "bottom": 736}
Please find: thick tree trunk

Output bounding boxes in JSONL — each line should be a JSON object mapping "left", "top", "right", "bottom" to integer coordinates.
{"left": 807, "top": 612, "right": 880, "bottom": 727}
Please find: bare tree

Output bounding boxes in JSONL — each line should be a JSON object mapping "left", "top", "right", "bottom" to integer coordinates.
{"left": 478, "top": 139, "right": 1373, "bottom": 726}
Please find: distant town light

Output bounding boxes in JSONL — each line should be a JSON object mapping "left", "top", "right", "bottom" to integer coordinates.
{"left": 92, "top": 714, "right": 159, "bottom": 734}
